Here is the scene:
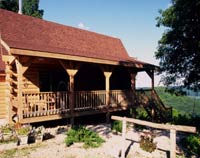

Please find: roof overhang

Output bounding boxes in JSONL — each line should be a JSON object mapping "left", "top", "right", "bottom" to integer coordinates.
{"left": 10, "top": 48, "right": 156, "bottom": 70}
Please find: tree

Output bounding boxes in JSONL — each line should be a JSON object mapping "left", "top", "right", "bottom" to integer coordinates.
{"left": 22, "top": 0, "right": 43, "bottom": 19}
{"left": 0, "top": 0, "right": 43, "bottom": 18}
{"left": 155, "top": 0, "right": 200, "bottom": 89}
{"left": 0, "top": 0, "right": 18, "bottom": 12}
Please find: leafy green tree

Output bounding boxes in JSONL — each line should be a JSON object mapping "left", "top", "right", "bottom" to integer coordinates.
{"left": 0, "top": 0, "right": 43, "bottom": 18}
{"left": 155, "top": 0, "right": 200, "bottom": 89}
{"left": 22, "top": 0, "right": 43, "bottom": 18}
{"left": 0, "top": 0, "right": 18, "bottom": 12}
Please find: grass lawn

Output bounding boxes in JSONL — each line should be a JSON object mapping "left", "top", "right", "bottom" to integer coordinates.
{"left": 155, "top": 87, "right": 200, "bottom": 116}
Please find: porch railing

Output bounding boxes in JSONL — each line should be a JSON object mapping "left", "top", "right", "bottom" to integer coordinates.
{"left": 22, "top": 90, "right": 134, "bottom": 118}
{"left": 21, "top": 89, "right": 172, "bottom": 121}
{"left": 109, "top": 90, "right": 134, "bottom": 108}
{"left": 74, "top": 90, "right": 106, "bottom": 111}
{"left": 22, "top": 92, "right": 70, "bottom": 118}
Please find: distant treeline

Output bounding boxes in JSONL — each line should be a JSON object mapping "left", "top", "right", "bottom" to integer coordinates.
{"left": 157, "top": 86, "right": 200, "bottom": 99}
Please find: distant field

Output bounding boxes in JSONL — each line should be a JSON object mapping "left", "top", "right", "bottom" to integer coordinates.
{"left": 155, "top": 87, "right": 200, "bottom": 116}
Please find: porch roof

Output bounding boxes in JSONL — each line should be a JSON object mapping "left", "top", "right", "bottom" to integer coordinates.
{"left": 0, "top": 9, "right": 156, "bottom": 71}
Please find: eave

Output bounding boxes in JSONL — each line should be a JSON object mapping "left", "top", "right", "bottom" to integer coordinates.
{"left": 10, "top": 48, "right": 155, "bottom": 70}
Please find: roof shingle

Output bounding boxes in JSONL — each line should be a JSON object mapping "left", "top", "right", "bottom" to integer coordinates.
{"left": 0, "top": 9, "right": 130, "bottom": 62}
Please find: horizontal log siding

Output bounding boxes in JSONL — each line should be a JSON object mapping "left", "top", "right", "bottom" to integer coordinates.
{"left": 0, "top": 81, "right": 7, "bottom": 119}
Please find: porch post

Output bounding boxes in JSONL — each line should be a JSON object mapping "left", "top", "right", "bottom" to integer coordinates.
{"left": 146, "top": 69, "right": 155, "bottom": 91}
{"left": 66, "top": 69, "right": 78, "bottom": 126}
{"left": 15, "top": 57, "right": 23, "bottom": 122}
{"left": 151, "top": 71, "right": 154, "bottom": 91}
{"left": 130, "top": 73, "right": 136, "bottom": 92}
{"left": 146, "top": 69, "right": 155, "bottom": 120}
{"left": 129, "top": 72, "right": 137, "bottom": 118}
{"left": 104, "top": 71, "right": 112, "bottom": 123}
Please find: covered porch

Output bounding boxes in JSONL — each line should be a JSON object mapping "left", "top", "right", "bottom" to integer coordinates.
{"left": 3, "top": 53, "right": 157, "bottom": 124}
{"left": 21, "top": 89, "right": 160, "bottom": 123}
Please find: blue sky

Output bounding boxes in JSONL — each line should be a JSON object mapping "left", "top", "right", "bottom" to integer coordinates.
{"left": 39, "top": 0, "right": 171, "bottom": 87}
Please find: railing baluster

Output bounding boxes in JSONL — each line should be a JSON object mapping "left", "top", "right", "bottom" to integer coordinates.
{"left": 22, "top": 90, "right": 135, "bottom": 118}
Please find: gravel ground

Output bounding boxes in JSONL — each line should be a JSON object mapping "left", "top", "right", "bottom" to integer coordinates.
{"left": 0, "top": 124, "right": 183, "bottom": 158}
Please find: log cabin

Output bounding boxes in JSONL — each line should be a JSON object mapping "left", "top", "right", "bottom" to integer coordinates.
{"left": 0, "top": 9, "right": 171, "bottom": 125}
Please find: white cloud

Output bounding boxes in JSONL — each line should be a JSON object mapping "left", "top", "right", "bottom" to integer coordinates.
{"left": 78, "top": 22, "right": 90, "bottom": 30}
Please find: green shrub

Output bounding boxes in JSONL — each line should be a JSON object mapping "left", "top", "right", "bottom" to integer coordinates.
{"left": 16, "top": 126, "right": 30, "bottom": 136}
{"left": 135, "top": 107, "right": 149, "bottom": 120}
{"left": 0, "top": 135, "right": 18, "bottom": 144}
{"left": 65, "top": 126, "right": 105, "bottom": 148}
{"left": 0, "top": 124, "right": 18, "bottom": 144}
{"left": 172, "top": 110, "right": 200, "bottom": 133}
{"left": 172, "top": 109, "right": 191, "bottom": 125}
{"left": 0, "top": 124, "right": 14, "bottom": 133}
{"left": 181, "top": 134, "right": 200, "bottom": 156}
{"left": 133, "top": 108, "right": 150, "bottom": 131}
{"left": 111, "top": 121, "right": 122, "bottom": 133}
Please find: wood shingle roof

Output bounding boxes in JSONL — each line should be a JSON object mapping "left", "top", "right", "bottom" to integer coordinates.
{"left": 0, "top": 9, "right": 130, "bottom": 61}
{"left": 0, "top": 9, "right": 156, "bottom": 72}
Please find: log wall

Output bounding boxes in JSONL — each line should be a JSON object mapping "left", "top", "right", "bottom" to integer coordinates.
{"left": 0, "top": 76, "right": 7, "bottom": 119}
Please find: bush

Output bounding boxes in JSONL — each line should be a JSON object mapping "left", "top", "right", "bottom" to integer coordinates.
{"left": 139, "top": 132, "right": 157, "bottom": 153}
{"left": 172, "top": 109, "right": 200, "bottom": 133}
{"left": 135, "top": 107, "right": 149, "bottom": 120}
{"left": 0, "top": 124, "right": 14, "bottom": 133}
{"left": 111, "top": 121, "right": 122, "bottom": 133}
{"left": 181, "top": 134, "right": 200, "bottom": 156}
{"left": 133, "top": 108, "right": 150, "bottom": 131}
{"left": 65, "top": 126, "right": 105, "bottom": 148}
{"left": 0, "top": 124, "right": 18, "bottom": 144}
{"left": 172, "top": 109, "right": 191, "bottom": 125}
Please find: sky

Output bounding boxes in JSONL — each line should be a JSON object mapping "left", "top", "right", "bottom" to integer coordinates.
{"left": 39, "top": 0, "right": 171, "bottom": 87}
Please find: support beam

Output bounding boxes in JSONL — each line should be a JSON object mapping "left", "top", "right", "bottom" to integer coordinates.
{"left": 129, "top": 71, "right": 137, "bottom": 118}
{"left": 146, "top": 69, "right": 155, "bottom": 120}
{"left": 104, "top": 71, "right": 112, "bottom": 123}
{"left": 146, "top": 69, "right": 154, "bottom": 90}
{"left": 15, "top": 58, "right": 23, "bottom": 121}
{"left": 130, "top": 72, "right": 137, "bottom": 92}
{"left": 67, "top": 69, "right": 78, "bottom": 126}
{"left": 104, "top": 71, "right": 112, "bottom": 104}
{"left": 59, "top": 60, "right": 79, "bottom": 125}
{"left": 2, "top": 55, "right": 15, "bottom": 65}
{"left": 0, "top": 39, "right": 11, "bottom": 53}
{"left": 21, "top": 57, "right": 36, "bottom": 74}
